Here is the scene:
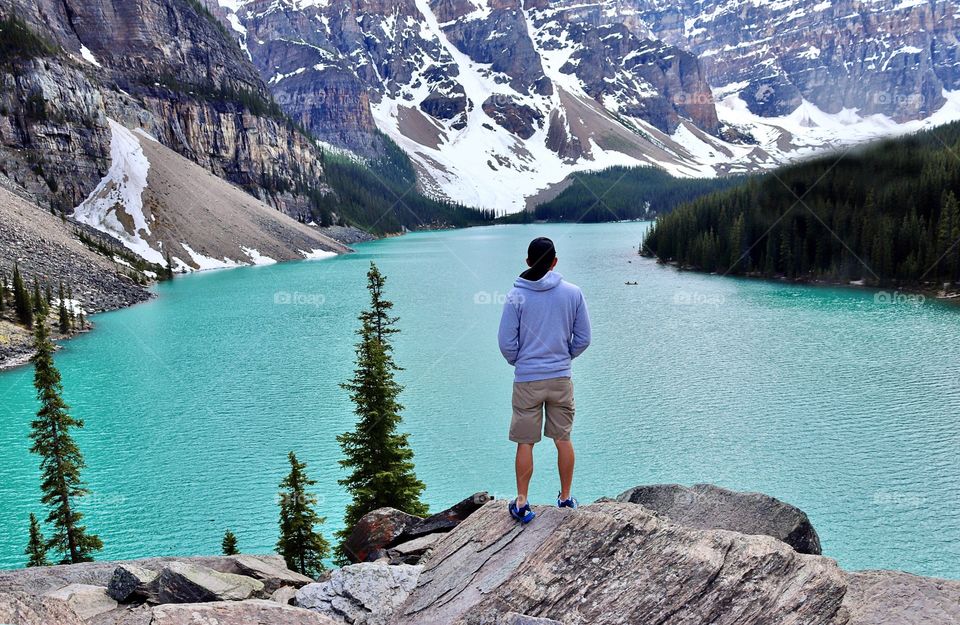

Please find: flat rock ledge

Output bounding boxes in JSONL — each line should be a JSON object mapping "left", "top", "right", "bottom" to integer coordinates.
{"left": 395, "top": 500, "right": 960, "bottom": 625}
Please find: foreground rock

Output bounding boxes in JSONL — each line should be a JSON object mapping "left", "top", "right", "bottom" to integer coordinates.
{"left": 44, "top": 584, "right": 118, "bottom": 620}
{"left": 0, "top": 592, "right": 84, "bottom": 625}
{"left": 107, "top": 565, "right": 158, "bottom": 603}
{"left": 617, "top": 483, "right": 822, "bottom": 555}
{"left": 0, "top": 555, "right": 293, "bottom": 596}
{"left": 344, "top": 492, "right": 493, "bottom": 564}
{"left": 842, "top": 570, "right": 960, "bottom": 624}
{"left": 296, "top": 564, "right": 421, "bottom": 625}
{"left": 154, "top": 562, "right": 264, "bottom": 603}
{"left": 394, "top": 500, "right": 959, "bottom": 625}
{"left": 231, "top": 555, "right": 313, "bottom": 595}
{"left": 149, "top": 600, "right": 339, "bottom": 625}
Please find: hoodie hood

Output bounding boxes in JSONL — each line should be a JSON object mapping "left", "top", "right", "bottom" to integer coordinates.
{"left": 514, "top": 271, "right": 564, "bottom": 292}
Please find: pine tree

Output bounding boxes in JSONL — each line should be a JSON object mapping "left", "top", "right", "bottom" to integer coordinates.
{"left": 221, "top": 529, "right": 239, "bottom": 556}
{"left": 24, "top": 513, "right": 49, "bottom": 567}
{"left": 29, "top": 322, "right": 103, "bottom": 564}
{"left": 336, "top": 263, "right": 427, "bottom": 563}
{"left": 276, "top": 452, "right": 330, "bottom": 578}
{"left": 13, "top": 264, "right": 33, "bottom": 327}
{"left": 32, "top": 278, "right": 44, "bottom": 316}
{"left": 0, "top": 270, "right": 6, "bottom": 314}
{"left": 58, "top": 283, "right": 71, "bottom": 334}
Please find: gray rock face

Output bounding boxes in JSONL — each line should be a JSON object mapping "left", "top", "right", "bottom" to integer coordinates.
{"left": 627, "top": 0, "right": 959, "bottom": 121}
{"left": 44, "top": 584, "right": 118, "bottom": 620}
{"left": 149, "top": 599, "right": 340, "bottom": 625}
{"left": 395, "top": 500, "right": 848, "bottom": 625}
{"left": 231, "top": 554, "right": 314, "bottom": 595}
{"left": 154, "top": 562, "right": 264, "bottom": 604}
{"left": 0, "top": 556, "right": 281, "bottom": 596}
{"left": 295, "top": 563, "right": 422, "bottom": 625}
{"left": 842, "top": 570, "right": 960, "bottom": 625}
{"left": 616, "top": 483, "right": 822, "bottom": 555}
{"left": 107, "top": 564, "right": 158, "bottom": 603}
{"left": 0, "top": 592, "right": 85, "bottom": 625}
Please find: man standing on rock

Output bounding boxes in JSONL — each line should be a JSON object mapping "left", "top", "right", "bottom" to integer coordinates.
{"left": 498, "top": 237, "right": 591, "bottom": 524}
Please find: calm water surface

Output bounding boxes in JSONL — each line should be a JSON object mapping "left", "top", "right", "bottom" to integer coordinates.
{"left": 1, "top": 223, "right": 958, "bottom": 575}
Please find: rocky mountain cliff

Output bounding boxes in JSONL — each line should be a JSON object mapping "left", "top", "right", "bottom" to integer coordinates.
{"left": 214, "top": 0, "right": 960, "bottom": 211}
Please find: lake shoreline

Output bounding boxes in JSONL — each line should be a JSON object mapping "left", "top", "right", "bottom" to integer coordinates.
{"left": 643, "top": 255, "right": 960, "bottom": 304}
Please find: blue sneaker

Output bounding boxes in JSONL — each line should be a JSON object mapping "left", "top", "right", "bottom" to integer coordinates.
{"left": 509, "top": 499, "right": 536, "bottom": 524}
{"left": 557, "top": 493, "right": 578, "bottom": 509}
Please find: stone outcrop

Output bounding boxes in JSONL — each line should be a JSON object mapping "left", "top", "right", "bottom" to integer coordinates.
{"left": 2, "top": 490, "right": 958, "bottom": 625}
{"left": 344, "top": 492, "right": 493, "bottom": 564}
{"left": 394, "top": 498, "right": 960, "bottom": 625}
{"left": 295, "top": 563, "right": 422, "bottom": 625}
{"left": 617, "top": 482, "right": 822, "bottom": 555}
{"left": 0, "top": 592, "right": 85, "bottom": 625}
{"left": 106, "top": 565, "right": 158, "bottom": 603}
{"left": 149, "top": 599, "right": 339, "bottom": 625}
{"left": 153, "top": 561, "right": 265, "bottom": 604}
{"left": 44, "top": 584, "right": 118, "bottom": 620}
{"left": 231, "top": 555, "right": 314, "bottom": 595}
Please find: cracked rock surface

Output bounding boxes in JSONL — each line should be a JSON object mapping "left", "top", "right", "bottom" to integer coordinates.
{"left": 295, "top": 564, "right": 422, "bottom": 625}
{"left": 394, "top": 500, "right": 960, "bottom": 625}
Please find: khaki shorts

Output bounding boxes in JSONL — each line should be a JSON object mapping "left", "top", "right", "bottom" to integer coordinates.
{"left": 509, "top": 377, "right": 575, "bottom": 444}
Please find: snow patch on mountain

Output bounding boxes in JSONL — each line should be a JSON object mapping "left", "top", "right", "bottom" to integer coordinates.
{"left": 74, "top": 119, "right": 165, "bottom": 265}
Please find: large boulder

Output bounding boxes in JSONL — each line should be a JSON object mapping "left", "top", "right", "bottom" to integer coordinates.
{"left": 398, "top": 493, "right": 494, "bottom": 542}
{"left": 231, "top": 555, "right": 313, "bottom": 594}
{"left": 616, "top": 483, "right": 822, "bottom": 555}
{"left": 842, "top": 570, "right": 960, "bottom": 624}
{"left": 0, "top": 592, "right": 85, "bottom": 625}
{"left": 44, "top": 584, "right": 118, "bottom": 620}
{"left": 107, "top": 564, "right": 158, "bottom": 603}
{"left": 296, "top": 563, "right": 422, "bottom": 625}
{"left": 394, "top": 500, "right": 847, "bottom": 625}
{"left": 154, "top": 562, "right": 264, "bottom": 603}
{"left": 342, "top": 509, "right": 423, "bottom": 563}
{"left": 344, "top": 493, "right": 493, "bottom": 564}
{"left": 149, "top": 599, "right": 340, "bottom": 625}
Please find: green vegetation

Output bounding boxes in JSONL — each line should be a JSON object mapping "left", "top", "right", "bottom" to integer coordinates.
{"left": 221, "top": 529, "right": 239, "bottom": 556}
{"left": 58, "top": 284, "right": 71, "bottom": 334}
{"left": 12, "top": 264, "right": 33, "bottom": 328}
{"left": 643, "top": 121, "right": 960, "bottom": 287}
{"left": 277, "top": 452, "right": 330, "bottom": 577}
{"left": 336, "top": 263, "right": 428, "bottom": 563}
{"left": 503, "top": 166, "right": 742, "bottom": 224}
{"left": 24, "top": 513, "right": 49, "bottom": 567}
{"left": 147, "top": 73, "right": 287, "bottom": 123}
{"left": 0, "top": 14, "right": 58, "bottom": 64}
{"left": 76, "top": 230, "right": 170, "bottom": 280}
{"left": 29, "top": 322, "right": 103, "bottom": 564}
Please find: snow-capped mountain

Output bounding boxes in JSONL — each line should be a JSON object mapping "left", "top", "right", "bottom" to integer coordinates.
{"left": 214, "top": 0, "right": 960, "bottom": 211}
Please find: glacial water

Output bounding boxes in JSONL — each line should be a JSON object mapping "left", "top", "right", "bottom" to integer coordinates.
{"left": 1, "top": 223, "right": 958, "bottom": 577}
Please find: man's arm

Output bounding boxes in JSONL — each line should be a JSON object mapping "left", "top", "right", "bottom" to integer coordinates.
{"left": 569, "top": 291, "right": 591, "bottom": 358}
{"left": 498, "top": 296, "right": 521, "bottom": 365}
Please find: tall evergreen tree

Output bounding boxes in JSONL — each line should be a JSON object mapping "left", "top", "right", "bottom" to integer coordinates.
{"left": 29, "top": 322, "right": 103, "bottom": 564}
{"left": 32, "top": 278, "right": 44, "bottom": 316}
{"left": 221, "top": 529, "right": 239, "bottom": 556}
{"left": 12, "top": 264, "right": 33, "bottom": 327}
{"left": 0, "top": 270, "right": 7, "bottom": 313}
{"left": 276, "top": 452, "right": 329, "bottom": 578}
{"left": 57, "top": 283, "right": 71, "bottom": 334}
{"left": 336, "top": 263, "right": 427, "bottom": 563}
{"left": 24, "top": 513, "right": 49, "bottom": 567}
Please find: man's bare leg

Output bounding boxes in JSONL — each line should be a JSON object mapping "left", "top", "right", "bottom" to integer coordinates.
{"left": 555, "top": 439, "right": 575, "bottom": 500}
{"left": 515, "top": 443, "right": 534, "bottom": 506}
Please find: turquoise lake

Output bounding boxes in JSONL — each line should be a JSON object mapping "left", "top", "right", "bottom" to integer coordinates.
{"left": 1, "top": 223, "right": 958, "bottom": 576}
